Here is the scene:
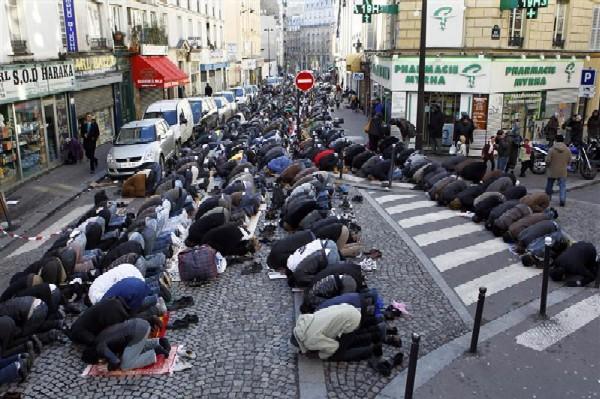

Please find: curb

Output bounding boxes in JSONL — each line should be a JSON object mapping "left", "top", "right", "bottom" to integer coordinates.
{"left": 0, "top": 171, "right": 107, "bottom": 253}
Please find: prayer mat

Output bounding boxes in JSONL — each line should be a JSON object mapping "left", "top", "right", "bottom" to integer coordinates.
{"left": 81, "top": 346, "right": 178, "bottom": 377}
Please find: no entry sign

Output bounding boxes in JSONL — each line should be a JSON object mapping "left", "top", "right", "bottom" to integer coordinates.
{"left": 295, "top": 71, "right": 314, "bottom": 92}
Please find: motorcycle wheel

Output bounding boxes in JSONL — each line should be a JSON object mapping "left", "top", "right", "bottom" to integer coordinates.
{"left": 580, "top": 162, "right": 597, "bottom": 180}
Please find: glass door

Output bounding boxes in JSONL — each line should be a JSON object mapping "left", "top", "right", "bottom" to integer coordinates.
{"left": 14, "top": 100, "right": 47, "bottom": 178}
{"left": 43, "top": 101, "right": 59, "bottom": 164}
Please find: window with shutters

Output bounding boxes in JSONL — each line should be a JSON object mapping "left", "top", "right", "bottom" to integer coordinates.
{"left": 591, "top": 6, "right": 600, "bottom": 50}
{"left": 58, "top": 0, "right": 67, "bottom": 50}
{"left": 553, "top": 0, "right": 567, "bottom": 47}
{"left": 6, "top": 0, "right": 22, "bottom": 41}
{"left": 87, "top": 1, "right": 103, "bottom": 38}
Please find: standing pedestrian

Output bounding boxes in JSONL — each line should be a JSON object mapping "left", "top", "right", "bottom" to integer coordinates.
{"left": 453, "top": 113, "right": 474, "bottom": 155}
{"left": 481, "top": 135, "right": 496, "bottom": 171}
{"left": 586, "top": 110, "right": 600, "bottom": 142}
{"left": 506, "top": 124, "right": 523, "bottom": 173}
{"left": 335, "top": 87, "right": 342, "bottom": 110}
{"left": 518, "top": 138, "right": 533, "bottom": 177}
{"left": 545, "top": 134, "right": 571, "bottom": 207}
{"left": 428, "top": 104, "right": 444, "bottom": 154}
{"left": 204, "top": 83, "right": 213, "bottom": 97}
{"left": 545, "top": 113, "right": 560, "bottom": 146}
{"left": 81, "top": 113, "right": 99, "bottom": 174}
{"left": 495, "top": 130, "right": 509, "bottom": 172}
{"left": 367, "top": 113, "right": 383, "bottom": 151}
{"left": 563, "top": 114, "right": 583, "bottom": 146}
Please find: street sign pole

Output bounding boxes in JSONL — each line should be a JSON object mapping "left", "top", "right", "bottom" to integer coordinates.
{"left": 415, "top": 0, "right": 428, "bottom": 151}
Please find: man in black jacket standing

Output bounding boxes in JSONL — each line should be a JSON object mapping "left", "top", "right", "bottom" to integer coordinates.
{"left": 428, "top": 104, "right": 444, "bottom": 154}
{"left": 204, "top": 83, "right": 213, "bottom": 97}
{"left": 81, "top": 113, "right": 100, "bottom": 174}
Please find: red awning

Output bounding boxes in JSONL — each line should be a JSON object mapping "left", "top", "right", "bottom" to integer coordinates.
{"left": 131, "top": 55, "right": 189, "bottom": 89}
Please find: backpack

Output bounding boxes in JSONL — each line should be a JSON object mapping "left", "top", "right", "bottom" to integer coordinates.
{"left": 178, "top": 245, "right": 218, "bottom": 282}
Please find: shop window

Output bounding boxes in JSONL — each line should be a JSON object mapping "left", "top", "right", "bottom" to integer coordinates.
{"left": 14, "top": 100, "right": 48, "bottom": 179}
{"left": 508, "top": 8, "right": 524, "bottom": 47}
{"left": 591, "top": 6, "right": 600, "bottom": 50}
{"left": 553, "top": 1, "right": 567, "bottom": 48}
{"left": 0, "top": 105, "right": 19, "bottom": 187}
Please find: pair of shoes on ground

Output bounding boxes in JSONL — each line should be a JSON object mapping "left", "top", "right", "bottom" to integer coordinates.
{"left": 167, "top": 296, "right": 194, "bottom": 311}
{"left": 168, "top": 314, "right": 199, "bottom": 330}
{"left": 241, "top": 262, "right": 262, "bottom": 275}
{"left": 369, "top": 352, "right": 404, "bottom": 377}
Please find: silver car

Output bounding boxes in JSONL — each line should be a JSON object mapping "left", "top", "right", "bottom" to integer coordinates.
{"left": 106, "top": 119, "right": 176, "bottom": 178}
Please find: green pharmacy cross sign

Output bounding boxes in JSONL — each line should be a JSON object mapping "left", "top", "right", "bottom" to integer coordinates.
{"left": 353, "top": 0, "right": 399, "bottom": 23}
{"left": 500, "top": 0, "right": 548, "bottom": 19}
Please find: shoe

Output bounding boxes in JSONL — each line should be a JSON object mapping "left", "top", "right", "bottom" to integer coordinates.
{"left": 560, "top": 201, "right": 565, "bottom": 207}
{"left": 368, "top": 358, "right": 391, "bottom": 377}
{"left": 176, "top": 346, "right": 197, "bottom": 360}
{"left": 386, "top": 327, "right": 399, "bottom": 336}
{"left": 30, "top": 335, "right": 42, "bottom": 354}
{"left": 384, "top": 336, "right": 403, "bottom": 348}
{"left": 159, "top": 337, "right": 171, "bottom": 353}
{"left": 182, "top": 314, "right": 199, "bottom": 324}
{"left": 167, "top": 319, "right": 190, "bottom": 330}
{"left": 172, "top": 358, "right": 193, "bottom": 372}
{"left": 17, "top": 359, "right": 29, "bottom": 382}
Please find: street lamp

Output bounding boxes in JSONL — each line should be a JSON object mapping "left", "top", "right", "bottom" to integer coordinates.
{"left": 264, "top": 28, "right": 274, "bottom": 77}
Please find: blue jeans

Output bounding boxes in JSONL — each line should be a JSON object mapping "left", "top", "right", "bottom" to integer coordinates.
{"left": 545, "top": 177, "right": 567, "bottom": 204}
{"left": 497, "top": 157, "right": 509, "bottom": 172}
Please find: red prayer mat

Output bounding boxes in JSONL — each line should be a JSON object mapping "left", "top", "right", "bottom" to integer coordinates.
{"left": 81, "top": 345, "right": 178, "bottom": 377}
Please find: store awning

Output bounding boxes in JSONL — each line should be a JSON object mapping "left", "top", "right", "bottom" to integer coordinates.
{"left": 131, "top": 55, "right": 189, "bottom": 88}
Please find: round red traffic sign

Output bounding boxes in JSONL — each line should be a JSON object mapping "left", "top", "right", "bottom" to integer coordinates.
{"left": 295, "top": 71, "right": 315, "bottom": 92}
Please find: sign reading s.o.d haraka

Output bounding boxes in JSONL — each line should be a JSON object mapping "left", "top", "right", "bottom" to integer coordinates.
{"left": 0, "top": 61, "right": 76, "bottom": 104}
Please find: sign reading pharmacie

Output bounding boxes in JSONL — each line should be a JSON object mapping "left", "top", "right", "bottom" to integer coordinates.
{"left": 0, "top": 61, "right": 76, "bottom": 104}
{"left": 490, "top": 59, "right": 584, "bottom": 93}
{"left": 371, "top": 57, "right": 491, "bottom": 93}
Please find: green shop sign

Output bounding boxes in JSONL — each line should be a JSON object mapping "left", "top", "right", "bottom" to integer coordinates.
{"left": 393, "top": 63, "right": 484, "bottom": 88}
{"left": 504, "top": 62, "right": 575, "bottom": 87}
{"left": 353, "top": 0, "right": 399, "bottom": 23}
{"left": 372, "top": 64, "right": 390, "bottom": 80}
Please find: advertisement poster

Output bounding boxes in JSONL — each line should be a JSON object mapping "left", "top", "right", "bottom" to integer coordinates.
{"left": 472, "top": 96, "right": 488, "bottom": 130}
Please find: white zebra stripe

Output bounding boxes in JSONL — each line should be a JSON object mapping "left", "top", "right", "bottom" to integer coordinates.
{"left": 454, "top": 263, "right": 542, "bottom": 305}
{"left": 413, "top": 223, "right": 485, "bottom": 247}
{"left": 397, "top": 210, "right": 459, "bottom": 229}
{"left": 375, "top": 194, "right": 417, "bottom": 204}
{"left": 431, "top": 238, "right": 508, "bottom": 272}
{"left": 387, "top": 201, "right": 437, "bottom": 215}
{"left": 515, "top": 294, "right": 600, "bottom": 351}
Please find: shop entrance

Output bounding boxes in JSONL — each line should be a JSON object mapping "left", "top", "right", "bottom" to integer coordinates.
{"left": 424, "top": 93, "right": 461, "bottom": 145}
{"left": 43, "top": 102, "right": 59, "bottom": 163}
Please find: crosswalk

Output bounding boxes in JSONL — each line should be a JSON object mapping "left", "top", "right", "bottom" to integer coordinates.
{"left": 367, "top": 186, "right": 599, "bottom": 352}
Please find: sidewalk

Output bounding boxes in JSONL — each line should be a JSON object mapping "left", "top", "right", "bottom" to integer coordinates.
{"left": 0, "top": 143, "right": 110, "bottom": 249}
{"left": 333, "top": 105, "right": 368, "bottom": 145}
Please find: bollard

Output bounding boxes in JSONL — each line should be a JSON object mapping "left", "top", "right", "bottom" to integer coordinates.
{"left": 404, "top": 333, "right": 421, "bottom": 399}
{"left": 469, "top": 287, "right": 487, "bottom": 353}
{"left": 387, "top": 144, "right": 397, "bottom": 188}
{"left": 539, "top": 236, "right": 553, "bottom": 317}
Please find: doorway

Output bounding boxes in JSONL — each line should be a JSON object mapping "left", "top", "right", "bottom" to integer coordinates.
{"left": 42, "top": 102, "right": 59, "bottom": 163}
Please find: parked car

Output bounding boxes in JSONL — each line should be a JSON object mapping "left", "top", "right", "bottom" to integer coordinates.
{"left": 213, "top": 96, "right": 235, "bottom": 124}
{"left": 188, "top": 97, "right": 219, "bottom": 135}
{"left": 143, "top": 99, "right": 193, "bottom": 146}
{"left": 243, "top": 85, "right": 259, "bottom": 101}
{"left": 215, "top": 91, "right": 238, "bottom": 113}
{"left": 230, "top": 86, "right": 249, "bottom": 104}
{"left": 107, "top": 119, "right": 176, "bottom": 178}
{"left": 265, "top": 76, "right": 283, "bottom": 87}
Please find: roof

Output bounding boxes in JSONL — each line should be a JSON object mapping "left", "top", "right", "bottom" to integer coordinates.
{"left": 122, "top": 119, "right": 162, "bottom": 128}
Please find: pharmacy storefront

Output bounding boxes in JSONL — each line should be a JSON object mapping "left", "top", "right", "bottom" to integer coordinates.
{"left": 371, "top": 56, "right": 583, "bottom": 147}
{"left": 0, "top": 61, "right": 76, "bottom": 189}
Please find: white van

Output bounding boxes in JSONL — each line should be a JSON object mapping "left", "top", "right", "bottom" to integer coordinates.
{"left": 143, "top": 99, "right": 194, "bottom": 145}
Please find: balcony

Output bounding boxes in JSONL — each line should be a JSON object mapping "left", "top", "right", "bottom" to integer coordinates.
{"left": 552, "top": 37, "right": 565, "bottom": 49}
{"left": 140, "top": 25, "right": 168, "bottom": 46}
{"left": 10, "top": 39, "right": 28, "bottom": 55}
{"left": 508, "top": 36, "right": 524, "bottom": 47}
{"left": 89, "top": 37, "right": 109, "bottom": 50}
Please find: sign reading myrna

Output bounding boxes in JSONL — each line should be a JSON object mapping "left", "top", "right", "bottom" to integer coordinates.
{"left": 385, "top": 58, "right": 491, "bottom": 93}
{"left": 426, "top": 0, "right": 465, "bottom": 48}
{"left": 490, "top": 59, "right": 584, "bottom": 93}
{"left": 0, "top": 62, "right": 76, "bottom": 104}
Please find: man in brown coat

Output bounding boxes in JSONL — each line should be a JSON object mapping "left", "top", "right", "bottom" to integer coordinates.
{"left": 545, "top": 135, "right": 571, "bottom": 207}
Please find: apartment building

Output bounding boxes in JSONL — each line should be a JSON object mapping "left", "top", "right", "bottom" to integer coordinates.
{"left": 359, "top": 0, "right": 600, "bottom": 147}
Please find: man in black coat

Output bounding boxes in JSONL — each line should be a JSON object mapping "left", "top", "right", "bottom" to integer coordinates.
{"left": 453, "top": 114, "right": 475, "bottom": 155}
{"left": 428, "top": 104, "right": 444, "bottom": 154}
{"left": 68, "top": 297, "right": 131, "bottom": 346}
{"left": 204, "top": 83, "right": 213, "bottom": 97}
{"left": 81, "top": 113, "right": 100, "bottom": 174}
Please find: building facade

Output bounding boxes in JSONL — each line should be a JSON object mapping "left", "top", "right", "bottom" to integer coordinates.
{"left": 341, "top": 0, "right": 600, "bottom": 148}
{"left": 0, "top": 0, "right": 226, "bottom": 190}
{"left": 260, "top": 1, "right": 283, "bottom": 79}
